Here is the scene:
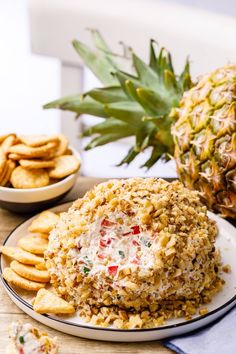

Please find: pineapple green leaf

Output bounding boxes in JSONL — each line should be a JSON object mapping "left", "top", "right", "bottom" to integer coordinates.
{"left": 141, "top": 144, "right": 167, "bottom": 169}
{"left": 167, "top": 52, "right": 175, "bottom": 74}
{"left": 72, "top": 40, "right": 117, "bottom": 85}
{"left": 142, "top": 115, "right": 164, "bottom": 123}
{"left": 137, "top": 88, "right": 170, "bottom": 115}
{"left": 125, "top": 80, "right": 141, "bottom": 102}
{"left": 115, "top": 71, "right": 140, "bottom": 99}
{"left": 51, "top": 96, "right": 108, "bottom": 118}
{"left": 85, "top": 86, "right": 129, "bottom": 103}
{"left": 104, "top": 101, "right": 144, "bottom": 126}
{"left": 43, "top": 32, "right": 195, "bottom": 171}
{"left": 89, "top": 29, "right": 119, "bottom": 69}
{"left": 117, "top": 147, "right": 139, "bottom": 166}
{"left": 132, "top": 53, "right": 160, "bottom": 90}
{"left": 85, "top": 133, "right": 130, "bottom": 150}
{"left": 82, "top": 117, "right": 132, "bottom": 137}
{"left": 157, "top": 48, "right": 175, "bottom": 78}
{"left": 135, "top": 122, "right": 157, "bottom": 151}
{"left": 178, "top": 57, "right": 193, "bottom": 92}
{"left": 43, "top": 94, "right": 82, "bottom": 109}
{"left": 164, "top": 70, "right": 178, "bottom": 92}
{"left": 149, "top": 39, "right": 158, "bottom": 71}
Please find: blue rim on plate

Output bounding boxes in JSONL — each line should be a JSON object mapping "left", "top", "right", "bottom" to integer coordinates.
{"left": 0, "top": 201, "right": 236, "bottom": 333}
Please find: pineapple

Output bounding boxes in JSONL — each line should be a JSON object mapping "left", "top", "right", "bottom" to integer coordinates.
{"left": 44, "top": 31, "right": 236, "bottom": 218}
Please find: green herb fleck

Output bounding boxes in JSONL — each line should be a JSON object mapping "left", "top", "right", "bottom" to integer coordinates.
{"left": 83, "top": 267, "right": 90, "bottom": 275}
{"left": 144, "top": 240, "right": 152, "bottom": 248}
{"left": 84, "top": 256, "right": 92, "bottom": 265}
{"left": 19, "top": 336, "right": 25, "bottom": 344}
{"left": 118, "top": 250, "right": 125, "bottom": 258}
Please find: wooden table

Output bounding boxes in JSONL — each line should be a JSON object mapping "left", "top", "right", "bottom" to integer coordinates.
{"left": 0, "top": 177, "right": 172, "bottom": 354}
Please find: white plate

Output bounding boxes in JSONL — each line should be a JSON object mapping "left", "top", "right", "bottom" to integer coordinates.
{"left": 0, "top": 202, "right": 236, "bottom": 342}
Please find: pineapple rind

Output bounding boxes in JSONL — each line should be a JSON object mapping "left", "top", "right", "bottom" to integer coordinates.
{"left": 173, "top": 66, "right": 236, "bottom": 217}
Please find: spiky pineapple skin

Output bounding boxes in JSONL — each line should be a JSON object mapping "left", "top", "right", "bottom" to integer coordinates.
{"left": 173, "top": 66, "right": 236, "bottom": 218}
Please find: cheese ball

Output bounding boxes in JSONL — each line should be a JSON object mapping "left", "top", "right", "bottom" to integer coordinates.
{"left": 45, "top": 178, "right": 220, "bottom": 312}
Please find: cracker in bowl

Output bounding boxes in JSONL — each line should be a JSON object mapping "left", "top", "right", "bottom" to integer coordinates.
{"left": 10, "top": 167, "right": 49, "bottom": 189}
{"left": 0, "top": 133, "right": 80, "bottom": 189}
{"left": 49, "top": 155, "right": 80, "bottom": 179}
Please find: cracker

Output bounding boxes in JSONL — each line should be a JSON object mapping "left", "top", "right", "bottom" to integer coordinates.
{"left": 19, "top": 134, "right": 59, "bottom": 147}
{"left": 0, "top": 246, "right": 43, "bottom": 265}
{"left": 53, "top": 134, "right": 68, "bottom": 157}
{"left": 0, "top": 148, "right": 6, "bottom": 176}
{"left": 10, "top": 260, "right": 50, "bottom": 283}
{"left": 1, "top": 134, "right": 16, "bottom": 154}
{"left": 8, "top": 153, "right": 29, "bottom": 161}
{"left": 0, "top": 160, "right": 16, "bottom": 186}
{"left": 8, "top": 141, "right": 57, "bottom": 158}
{"left": 10, "top": 166, "right": 49, "bottom": 189}
{"left": 35, "top": 262, "right": 47, "bottom": 270}
{"left": 0, "top": 158, "right": 8, "bottom": 184}
{"left": 32, "top": 232, "right": 49, "bottom": 240}
{"left": 0, "top": 134, "right": 12, "bottom": 144}
{"left": 28, "top": 211, "right": 59, "bottom": 233}
{"left": 3, "top": 267, "right": 45, "bottom": 291}
{"left": 19, "top": 159, "right": 55, "bottom": 169}
{"left": 33, "top": 288, "right": 75, "bottom": 314}
{"left": 18, "top": 236, "right": 48, "bottom": 255}
{"left": 49, "top": 155, "right": 80, "bottom": 179}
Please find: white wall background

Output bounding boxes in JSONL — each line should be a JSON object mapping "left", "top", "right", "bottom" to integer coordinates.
{"left": 0, "top": 0, "right": 60, "bottom": 134}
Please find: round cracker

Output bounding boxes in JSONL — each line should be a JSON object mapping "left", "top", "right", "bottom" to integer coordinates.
{"left": 10, "top": 166, "right": 49, "bottom": 189}
{"left": 19, "top": 134, "right": 59, "bottom": 147}
{"left": 3, "top": 267, "right": 45, "bottom": 291}
{"left": 0, "top": 148, "right": 6, "bottom": 176}
{"left": 19, "top": 159, "right": 55, "bottom": 169}
{"left": 10, "top": 260, "right": 50, "bottom": 283}
{"left": 35, "top": 262, "right": 47, "bottom": 270}
{"left": 28, "top": 211, "right": 59, "bottom": 233}
{"left": 49, "top": 155, "right": 80, "bottom": 179}
{"left": 8, "top": 153, "right": 27, "bottom": 160}
{"left": 0, "top": 157, "right": 8, "bottom": 184}
{"left": 8, "top": 141, "right": 57, "bottom": 158}
{"left": 0, "top": 134, "right": 12, "bottom": 144}
{"left": 53, "top": 134, "right": 68, "bottom": 157}
{"left": 1, "top": 134, "right": 16, "bottom": 154}
{"left": 0, "top": 160, "right": 16, "bottom": 186}
{"left": 18, "top": 236, "right": 48, "bottom": 255}
{"left": 0, "top": 246, "right": 43, "bottom": 265}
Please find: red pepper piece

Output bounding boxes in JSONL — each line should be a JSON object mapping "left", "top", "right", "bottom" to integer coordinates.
{"left": 131, "top": 225, "right": 140, "bottom": 234}
{"left": 108, "top": 265, "right": 118, "bottom": 276}
{"left": 100, "top": 238, "right": 112, "bottom": 248}
{"left": 100, "top": 239, "right": 107, "bottom": 248}
{"left": 98, "top": 253, "right": 106, "bottom": 259}
{"left": 132, "top": 240, "right": 140, "bottom": 246}
{"left": 100, "top": 229, "right": 106, "bottom": 237}
{"left": 19, "top": 349, "right": 24, "bottom": 354}
{"left": 123, "top": 231, "right": 131, "bottom": 236}
{"left": 101, "top": 219, "right": 116, "bottom": 227}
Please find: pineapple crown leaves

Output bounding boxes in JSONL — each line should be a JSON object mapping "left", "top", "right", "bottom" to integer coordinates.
{"left": 44, "top": 30, "right": 193, "bottom": 168}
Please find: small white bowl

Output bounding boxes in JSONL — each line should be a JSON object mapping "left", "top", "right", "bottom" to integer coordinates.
{"left": 0, "top": 147, "right": 80, "bottom": 213}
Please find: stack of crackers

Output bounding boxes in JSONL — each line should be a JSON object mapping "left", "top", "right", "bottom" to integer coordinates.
{"left": 1, "top": 210, "right": 75, "bottom": 315}
{"left": 0, "top": 134, "right": 80, "bottom": 188}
